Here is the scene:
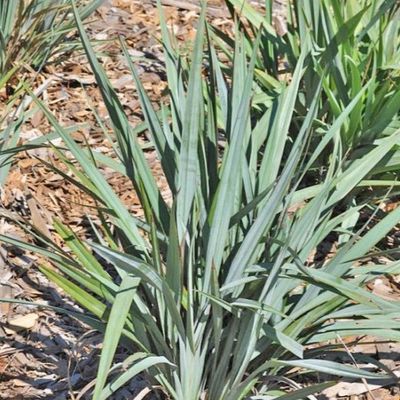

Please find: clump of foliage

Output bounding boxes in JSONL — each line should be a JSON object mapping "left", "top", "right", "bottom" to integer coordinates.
{"left": 2, "top": 1, "right": 400, "bottom": 399}
{"left": 0, "top": 0, "right": 102, "bottom": 185}
{"left": 0, "top": 0, "right": 101, "bottom": 84}
{"left": 224, "top": 0, "right": 400, "bottom": 194}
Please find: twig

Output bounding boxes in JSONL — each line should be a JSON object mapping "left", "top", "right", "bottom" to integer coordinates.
{"left": 336, "top": 334, "right": 378, "bottom": 400}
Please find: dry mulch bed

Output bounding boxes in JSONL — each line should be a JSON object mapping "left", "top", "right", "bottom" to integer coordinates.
{"left": 0, "top": 1, "right": 399, "bottom": 399}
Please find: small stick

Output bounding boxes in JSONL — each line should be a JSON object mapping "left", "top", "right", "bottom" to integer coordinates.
{"left": 336, "top": 334, "right": 377, "bottom": 400}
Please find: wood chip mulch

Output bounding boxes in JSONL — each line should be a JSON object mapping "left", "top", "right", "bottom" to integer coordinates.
{"left": 0, "top": 1, "right": 399, "bottom": 399}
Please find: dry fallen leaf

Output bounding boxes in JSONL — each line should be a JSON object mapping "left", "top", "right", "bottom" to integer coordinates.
{"left": 0, "top": 284, "right": 13, "bottom": 317}
{"left": 5, "top": 313, "right": 39, "bottom": 334}
{"left": 26, "top": 193, "right": 52, "bottom": 239}
{"left": 31, "top": 109, "right": 43, "bottom": 128}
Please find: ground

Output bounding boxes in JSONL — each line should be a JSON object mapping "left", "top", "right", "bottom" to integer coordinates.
{"left": 0, "top": 1, "right": 399, "bottom": 399}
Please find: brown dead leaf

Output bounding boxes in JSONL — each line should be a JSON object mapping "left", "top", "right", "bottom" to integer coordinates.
{"left": 19, "top": 158, "right": 40, "bottom": 169}
{"left": 0, "top": 284, "right": 13, "bottom": 317}
{"left": 31, "top": 109, "right": 43, "bottom": 128}
{"left": 110, "top": 74, "right": 133, "bottom": 90}
{"left": 5, "top": 313, "right": 39, "bottom": 334}
{"left": 26, "top": 193, "right": 52, "bottom": 239}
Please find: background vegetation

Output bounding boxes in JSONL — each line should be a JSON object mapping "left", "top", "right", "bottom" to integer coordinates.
{"left": 1, "top": 0, "right": 400, "bottom": 399}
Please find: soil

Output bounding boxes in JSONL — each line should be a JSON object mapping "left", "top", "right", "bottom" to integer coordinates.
{"left": 0, "top": 1, "right": 399, "bottom": 399}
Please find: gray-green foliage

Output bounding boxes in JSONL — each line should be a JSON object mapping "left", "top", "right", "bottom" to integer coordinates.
{"left": 1, "top": 1, "right": 400, "bottom": 399}
{"left": 0, "top": 0, "right": 102, "bottom": 185}
{"left": 223, "top": 0, "right": 400, "bottom": 193}
{"left": 0, "top": 0, "right": 102, "bottom": 78}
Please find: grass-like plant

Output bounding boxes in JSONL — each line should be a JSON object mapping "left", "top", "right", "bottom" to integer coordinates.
{"left": 0, "top": 0, "right": 102, "bottom": 81}
{"left": 0, "top": 0, "right": 102, "bottom": 185}
{"left": 2, "top": 2, "right": 400, "bottom": 399}
{"left": 223, "top": 0, "right": 400, "bottom": 193}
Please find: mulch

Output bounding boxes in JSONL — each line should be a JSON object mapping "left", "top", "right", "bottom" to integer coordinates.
{"left": 0, "top": 1, "right": 399, "bottom": 399}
